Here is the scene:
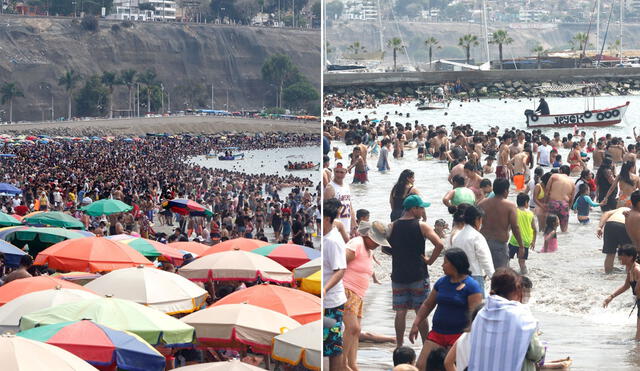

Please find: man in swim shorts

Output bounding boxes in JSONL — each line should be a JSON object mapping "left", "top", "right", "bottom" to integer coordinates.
{"left": 544, "top": 165, "right": 575, "bottom": 232}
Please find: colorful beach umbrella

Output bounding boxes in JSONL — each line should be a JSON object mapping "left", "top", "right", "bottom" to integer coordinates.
{"left": 0, "top": 287, "right": 99, "bottom": 333}
{"left": 0, "top": 226, "right": 93, "bottom": 244}
{"left": 0, "top": 182, "right": 22, "bottom": 196}
{"left": 17, "top": 320, "right": 165, "bottom": 371}
{"left": 250, "top": 244, "right": 320, "bottom": 270}
{"left": 80, "top": 199, "right": 132, "bottom": 216}
{"left": 178, "top": 250, "right": 293, "bottom": 284}
{"left": 293, "top": 257, "right": 320, "bottom": 279}
{"left": 0, "top": 334, "right": 98, "bottom": 371}
{"left": 173, "top": 360, "right": 264, "bottom": 371}
{"left": 300, "top": 270, "right": 320, "bottom": 295}
{"left": 272, "top": 320, "right": 321, "bottom": 370}
{"left": 202, "top": 238, "right": 269, "bottom": 255}
{"left": 20, "top": 297, "right": 195, "bottom": 346}
{"left": 23, "top": 211, "right": 85, "bottom": 230}
{"left": 105, "top": 235, "right": 185, "bottom": 265}
{"left": 85, "top": 266, "right": 208, "bottom": 315}
{"left": 169, "top": 241, "right": 209, "bottom": 256}
{"left": 162, "top": 198, "right": 213, "bottom": 217}
{"left": 34, "top": 237, "right": 154, "bottom": 273}
{"left": 0, "top": 240, "right": 27, "bottom": 268}
{"left": 180, "top": 303, "right": 300, "bottom": 354}
{"left": 0, "top": 212, "right": 22, "bottom": 227}
{"left": 0, "top": 276, "right": 95, "bottom": 306}
{"left": 212, "top": 284, "right": 320, "bottom": 324}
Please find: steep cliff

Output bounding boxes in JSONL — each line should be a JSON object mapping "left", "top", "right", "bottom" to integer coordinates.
{"left": 0, "top": 16, "right": 320, "bottom": 121}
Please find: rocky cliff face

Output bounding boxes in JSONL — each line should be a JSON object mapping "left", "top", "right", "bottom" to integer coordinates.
{"left": 0, "top": 16, "right": 320, "bottom": 121}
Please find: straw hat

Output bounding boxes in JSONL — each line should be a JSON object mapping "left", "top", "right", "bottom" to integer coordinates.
{"left": 357, "top": 221, "right": 389, "bottom": 247}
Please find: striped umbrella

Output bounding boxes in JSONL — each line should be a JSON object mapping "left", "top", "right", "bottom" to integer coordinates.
{"left": 0, "top": 212, "right": 22, "bottom": 227}
{"left": 23, "top": 212, "right": 85, "bottom": 230}
{"left": 162, "top": 198, "right": 213, "bottom": 217}
{"left": 202, "top": 238, "right": 269, "bottom": 255}
{"left": 250, "top": 244, "right": 320, "bottom": 270}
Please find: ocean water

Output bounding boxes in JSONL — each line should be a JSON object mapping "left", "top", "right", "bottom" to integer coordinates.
{"left": 326, "top": 96, "right": 640, "bottom": 370}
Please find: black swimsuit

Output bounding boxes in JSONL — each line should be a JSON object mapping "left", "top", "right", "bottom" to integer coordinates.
{"left": 631, "top": 279, "right": 640, "bottom": 318}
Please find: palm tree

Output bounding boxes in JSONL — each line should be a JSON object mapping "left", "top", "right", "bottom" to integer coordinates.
{"left": 137, "top": 69, "right": 157, "bottom": 114}
{"left": 101, "top": 71, "right": 118, "bottom": 119}
{"left": 386, "top": 37, "right": 405, "bottom": 71}
{"left": 458, "top": 34, "right": 479, "bottom": 65}
{"left": 531, "top": 44, "right": 547, "bottom": 69}
{"left": 608, "top": 39, "right": 621, "bottom": 57}
{"left": 57, "top": 69, "right": 82, "bottom": 120}
{"left": 119, "top": 69, "right": 137, "bottom": 117}
{"left": 424, "top": 37, "right": 441, "bottom": 70}
{"left": 489, "top": 30, "right": 513, "bottom": 69}
{"left": 572, "top": 32, "right": 589, "bottom": 67}
{"left": 347, "top": 41, "right": 367, "bottom": 55}
{"left": 0, "top": 82, "right": 24, "bottom": 123}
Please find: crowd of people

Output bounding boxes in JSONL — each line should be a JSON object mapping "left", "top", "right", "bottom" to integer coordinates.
{"left": 322, "top": 96, "right": 640, "bottom": 370}
{"left": 0, "top": 132, "right": 321, "bottom": 249}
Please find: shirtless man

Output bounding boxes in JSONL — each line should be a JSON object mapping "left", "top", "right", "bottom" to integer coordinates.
{"left": 348, "top": 147, "right": 367, "bottom": 184}
{"left": 510, "top": 150, "right": 529, "bottom": 178}
{"left": 607, "top": 138, "right": 625, "bottom": 164}
{"left": 478, "top": 178, "right": 524, "bottom": 269}
{"left": 544, "top": 165, "right": 575, "bottom": 233}
{"left": 354, "top": 136, "right": 369, "bottom": 167}
{"left": 509, "top": 134, "right": 523, "bottom": 159}
{"left": 592, "top": 141, "right": 606, "bottom": 169}
{"left": 625, "top": 190, "right": 640, "bottom": 250}
{"left": 496, "top": 136, "right": 511, "bottom": 179}
{"left": 623, "top": 144, "right": 636, "bottom": 163}
{"left": 429, "top": 129, "right": 449, "bottom": 156}
{"left": 464, "top": 162, "right": 483, "bottom": 200}
{"left": 448, "top": 157, "right": 467, "bottom": 185}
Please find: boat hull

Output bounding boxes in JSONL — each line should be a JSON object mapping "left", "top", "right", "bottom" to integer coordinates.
{"left": 524, "top": 102, "right": 629, "bottom": 128}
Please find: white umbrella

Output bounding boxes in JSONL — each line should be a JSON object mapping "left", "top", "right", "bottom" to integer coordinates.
{"left": 272, "top": 320, "right": 321, "bottom": 370}
{"left": 293, "top": 257, "right": 321, "bottom": 279}
{"left": 85, "top": 265, "right": 208, "bottom": 315}
{"left": 0, "top": 287, "right": 99, "bottom": 334}
{"left": 180, "top": 303, "right": 300, "bottom": 354}
{"left": 173, "top": 360, "right": 264, "bottom": 370}
{"left": 178, "top": 250, "right": 293, "bottom": 284}
{"left": 0, "top": 334, "right": 98, "bottom": 370}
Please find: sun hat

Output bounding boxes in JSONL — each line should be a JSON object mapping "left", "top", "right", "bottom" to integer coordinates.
{"left": 402, "top": 195, "right": 431, "bottom": 210}
{"left": 357, "top": 221, "right": 390, "bottom": 247}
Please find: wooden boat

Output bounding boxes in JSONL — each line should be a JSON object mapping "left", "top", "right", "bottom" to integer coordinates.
{"left": 416, "top": 101, "right": 448, "bottom": 110}
{"left": 524, "top": 101, "right": 630, "bottom": 128}
{"left": 284, "top": 163, "right": 320, "bottom": 171}
{"left": 218, "top": 153, "right": 245, "bottom": 161}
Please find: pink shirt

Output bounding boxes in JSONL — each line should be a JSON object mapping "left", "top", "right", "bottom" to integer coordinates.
{"left": 343, "top": 236, "right": 373, "bottom": 298}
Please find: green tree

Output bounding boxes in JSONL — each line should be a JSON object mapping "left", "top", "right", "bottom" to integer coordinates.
{"left": 58, "top": 69, "right": 82, "bottom": 120}
{"left": 326, "top": 0, "right": 344, "bottom": 20}
{"left": 0, "top": 82, "right": 24, "bottom": 123}
{"left": 137, "top": 69, "right": 157, "bottom": 113}
{"left": 119, "top": 69, "right": 136, "bottom": 116}
{"left": 139, "top": 84, "right": 163, "bottom": 113}
{"left": 424, "top": 37, "right": 441, "bottom": 70}
{"left": 282, "top": 80, "right": 319, "bottom": 110}
{"left": 347, "top": 41, "right": 367, "bottom": 55}
{"left": 261, "top": 54, "right": 297, "bottom": 108}
{"left": 101, "top": 71, "right": 119, "bottom": 118}
{"left": 386, "top": 37, "right": 405, "bottom": 71}
{"left": 531, "top": 44, "right": 547, "bottom": 69}
{"left": 75, "top": 75, "right": 109, "bottom": 117}
{"left": 489, "top": 30, "right": 513, "bottom": 69}
{"left": 572, "top": 32, "right": 589, "bottom": 66}
{"left": 458, "top": 34, "right": 479, "bottom": 64}
{"left": 311, "top": 1, "right": 321, "bottom": 20}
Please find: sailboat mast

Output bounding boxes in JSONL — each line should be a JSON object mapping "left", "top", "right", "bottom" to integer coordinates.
{"left": 482, "top": 0, "right": 490, "bottom": 65}
{"left": 596, "top": 0, "right": 600, "bottom": 55}
{"left": 620, "top": 0, "right": 623, "bottom": 65}
{"left": 377, "top": 0, "right": 383, "bottom": 53}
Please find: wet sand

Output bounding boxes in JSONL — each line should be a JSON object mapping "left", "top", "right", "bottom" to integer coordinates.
{"left": 1, "top": 116, "right": 319, "bottom": 136}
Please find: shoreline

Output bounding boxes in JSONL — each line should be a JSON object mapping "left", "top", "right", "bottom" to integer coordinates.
{"left": 0, "top": 115, "right": 319, "bottom": 136}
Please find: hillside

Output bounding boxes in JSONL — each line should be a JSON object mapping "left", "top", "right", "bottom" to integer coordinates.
{"left": 0, "top": 16, "right": 320, "bottom": 122}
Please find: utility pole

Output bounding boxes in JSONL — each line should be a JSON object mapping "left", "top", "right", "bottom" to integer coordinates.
{"left": 51, "top": 94, "right": 54, "bottom": 121}
{"left": 136, "top": 83, "right": 140, "bottom": 117}
{"left": 596, "top": 0, "right": 600, "bottom": 56}
{"left": 160, "top": 84, "right": 165, "bottom": 114}
{"left": 211, "top": 84, "right": 214, "bottom": 109}
{"left": 226, "top": 89, "right": 229, "bottom": 110}
{"left": 167, "top": 91, "right": 171, "bottom": 113}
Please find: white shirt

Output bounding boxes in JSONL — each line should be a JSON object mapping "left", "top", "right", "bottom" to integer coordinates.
{"left": 455, "top": 332, "right": 471, "bottom": 371}
{"left": 329, "top": 180, "right": 352, "bottom": 232}
{"left": 451, "top": 224, "right": 495, "bottom": 278}
{"left": 323, "top": 227, "right": 347, "bottom": 309}
{"left": 538, "top": 144, "right": 551, "bottom": 166}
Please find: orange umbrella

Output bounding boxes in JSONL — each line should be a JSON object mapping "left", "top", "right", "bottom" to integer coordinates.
{"left": 212, "top": 284, "right": 320, "bottom": 324}
{"left": 169, "top": 241, "right": 209, "bottom": 256}
{"left": 0, "top": 276, "right": 95, "bottom": 306}
{"left": 202, "top": 238, "right": 269, "bottom": 255}
{"left": 34, "top": 237, "right": 153, "bottom": 273}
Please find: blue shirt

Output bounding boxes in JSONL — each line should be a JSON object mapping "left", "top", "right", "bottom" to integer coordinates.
{"left": 433, "top": 275, "right": 482, "bottom": 334}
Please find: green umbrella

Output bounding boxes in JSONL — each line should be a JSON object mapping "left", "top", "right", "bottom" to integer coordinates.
{"left": 23, "top": 212, "right": 85, "bottom": 230}
{"left": 20, "top": 297, "right": 195, "bottom": 346}
{"left": 81, "top": 199, "right": 133, "bottom": 216}
{"left": 0, "top": 212, "right": 21, "bottom": 227}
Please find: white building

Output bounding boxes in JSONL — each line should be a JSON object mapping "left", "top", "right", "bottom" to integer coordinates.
{"left": 343, "top": 0, "right": 379, "bottom": 21}
{"left": 108, "top": 0, "right": 177, "bottom": 21}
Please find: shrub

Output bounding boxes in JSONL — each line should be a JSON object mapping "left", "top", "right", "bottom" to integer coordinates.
{"left": 81, "top": 15, "right": 99, "bottom": 32}
{"left": 121, "top": 20, "right": 134, "bottom": 28}
{"left": 111, "top": 24, "right": 121, "bottom": 32}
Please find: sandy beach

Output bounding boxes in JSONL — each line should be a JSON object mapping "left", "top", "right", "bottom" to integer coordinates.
{"left": 0, "top": 115, "right": 319, "bottom": 136}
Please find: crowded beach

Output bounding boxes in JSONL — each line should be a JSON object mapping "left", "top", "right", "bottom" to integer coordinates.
{"left": 322, "top": 92, "right": 640, "bottom": 371}
{"left": 0, "top": 130, "right": 321, "bottom": 370}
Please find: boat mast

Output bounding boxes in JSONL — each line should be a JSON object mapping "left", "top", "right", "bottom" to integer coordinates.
{"left": 596, "top": 0, "right": 600, "bottom": 56}
{"left": 620, "top": 0, "right": 623, "bottom": 65}
{"left": 482, "top": 0, "right": 490, "bottom": 66}
{"left": 377, "top": 0, "right": 384, "bottom": 53}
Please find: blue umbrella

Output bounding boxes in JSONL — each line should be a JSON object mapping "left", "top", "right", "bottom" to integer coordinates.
{"left": 0, "top": 240, "right": 27, "bottom": 267}
{"left": 0, "top": 183, "right": 21, "bottom": 195}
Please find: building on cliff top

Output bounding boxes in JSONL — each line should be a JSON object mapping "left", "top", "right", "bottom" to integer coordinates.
{"left": 109, "top": 0, "right": 177, "bottom": 21}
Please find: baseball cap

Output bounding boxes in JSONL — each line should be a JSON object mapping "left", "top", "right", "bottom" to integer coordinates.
{"left": 402, "top": 195, "right": 431, "bottom": 210}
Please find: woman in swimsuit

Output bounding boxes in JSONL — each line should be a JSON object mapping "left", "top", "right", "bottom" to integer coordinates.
{"left": 533, "top": 172, "right": 552, "bottom": 231}
{"left": 603, "top": 161, "right": 640, "bottom": 208}
{"left": 389, "top": 170, "right": 421, "bottom": 221}
{"left": 567, "top": 142, "right": 584, "bottom": 175}
{"left": 603, "top": 245, "right": 640, "bottom": 340}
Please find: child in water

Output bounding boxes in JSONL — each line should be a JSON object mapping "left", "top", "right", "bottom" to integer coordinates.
{"left": 541, "top": 215, "right": 559, "bottom": 253}
{"left": 572, "top": 183, "right": 602, "bottom": 224}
